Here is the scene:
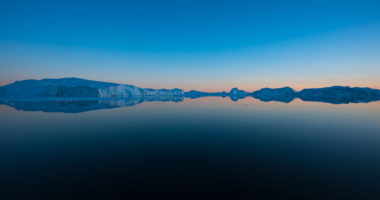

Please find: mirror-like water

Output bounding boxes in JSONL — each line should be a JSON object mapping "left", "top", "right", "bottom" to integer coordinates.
{"left": 1, "top": 98, "right": 380, "bottom": 199}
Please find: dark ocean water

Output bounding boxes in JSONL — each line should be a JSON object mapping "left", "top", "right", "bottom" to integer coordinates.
{"left": 1, "top": 97, "right": 380, "bottom": 199}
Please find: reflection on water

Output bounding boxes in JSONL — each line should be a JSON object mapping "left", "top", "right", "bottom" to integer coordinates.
{"left": 0, "top": 96, "right": 184, "bottom": 113}
{"left": 0, "top": 94, "right": 379, "bottom": 113}
{"left": 1, "top": 97, "right": 380, "bottom": 199}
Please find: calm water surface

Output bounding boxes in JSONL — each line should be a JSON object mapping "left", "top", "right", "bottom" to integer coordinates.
{"left": 1, "top": 97, "right": 380, "bottom": 199}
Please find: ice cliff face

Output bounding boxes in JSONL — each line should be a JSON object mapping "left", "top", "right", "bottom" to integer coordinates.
{"left": 98, "top": 85, "right": 144, "bottom": 98}
{"left": 143, "top": 88, "right": 184, "bottom": 97}
{"left": 98, "top": 85, "right": 183, "bottom": 98}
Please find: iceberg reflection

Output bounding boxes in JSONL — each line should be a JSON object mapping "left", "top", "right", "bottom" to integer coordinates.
{"left": 0, "top": 96, "right": 184, "bottom": 113}
{"left": 1, "top": 85, "right": 380, "bottom": 113}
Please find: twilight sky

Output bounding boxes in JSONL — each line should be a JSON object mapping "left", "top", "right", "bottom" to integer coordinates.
{"left": 0, "top": 0, "right": 379, "bottom": 91}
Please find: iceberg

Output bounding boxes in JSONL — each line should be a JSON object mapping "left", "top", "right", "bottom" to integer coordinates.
{"left": 0, "top": 78, "right": 184, "bottom": 98}
{"left": 250, "top": 87, "right": 296, "bottom": 103}
{"left": 297, "top": 86, "right": 380, "bottom": 104}
{"left": 0, "top": 78, "right": 116, "bottom": 97}
{"left": 184, "top": 90, "right": 228, "bottom": 99}
{"left": 184, "top": 88, "right": 247, "bottom": 101}
{"left": 1, "top": 78, "right": 380, "bottom": 107}
{"left": 228, "top": 88, "right": 247, "bottom": 101}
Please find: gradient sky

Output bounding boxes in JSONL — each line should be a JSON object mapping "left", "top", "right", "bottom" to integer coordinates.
{"left": 1, "top": 0, "right": 379, "bottom": 91}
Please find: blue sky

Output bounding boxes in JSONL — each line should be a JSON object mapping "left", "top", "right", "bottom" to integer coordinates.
{"left": 1, "top": 0, "right": 379, "bottom": 91}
